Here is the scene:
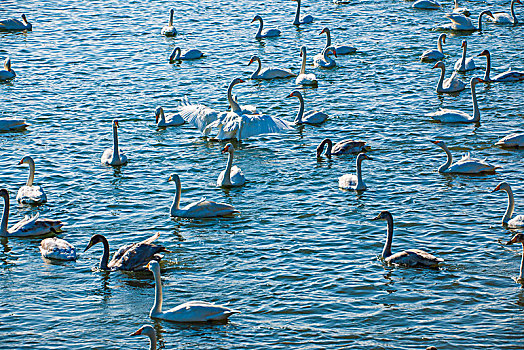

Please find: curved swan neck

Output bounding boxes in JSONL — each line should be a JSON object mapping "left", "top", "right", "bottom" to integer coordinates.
{"left": 293, "top": 93, "right": 305, "bottom": 123}
{"left": 461, "top": 43, "right": 467, "bottom": 67}
{"left": 227, "top": 80, "right": 242, "bottom": 113}
{"left": 483, "top": 52, "right": 491, "bottom": 81}
{"left": 300, "top": 48, "right": 307, "bottom": 75}
{"left": 148, "top": 333, "right": 157, "bottom": 350}
{"left": 98, "top": 236, "right": 110, "bottom": 270}
{"left": 251, "top": 57, "right": 262, "bottom": 78}
{"left": 317, "top": 139, "right": 333, "bottom": 157}
{"left": 151, "top": 267, "right": 163, "bottom": 315}
{"left": 171, "top": 176, "right": 181, "bottom": 211}
{"left": 511, "top": 0, "right": 518, "bottom": 24}
{"left": 437, "top": 35, "right": 444, "bottom": 53}
{"left": 478, "top": 11, "right": 489, "bottom": 31}
{"left": 223, "top": 151, "right": 234, "bottom": 186}
{"left": 25, "top": 158, "right": 35, "bottom": 186}
{"left": 324, "top": 29, "right": 331, "bottom": 48}
{"left": 382, "top": 214, "right": 394, "bottom": 258}
{"left": 169, "top": 9, "right": 174, "bottom": 26}
{"left": 159, "top": 109, "right": 166, "bottom": 124}
{"left": 0, "top": 192, "right": 9, "bottom": 235}
{"left": 438, "top": 143, "right": 452, "bottom": 172}
{"left": 255, "top": 17, "right": 263, "bottom": 38}
{"left": 502, "top": 187, "right": 516, "bottom": 224}
{"left": 436, "top": 65, "right": 445, "bottom": 91}
{"left": 471, "top": 80, "right": 480, "bottom": 122}
{"left": 293, "top": 0, "right": 301, "bottom": 25}
{"left": 111, "top": 123, "right": 121, "bottom": 164}
{"left": 356, "top": 156, "right": 364, "bottom": 188}
{"left": 169, "top": 48, "right": 181, "bottom": 63}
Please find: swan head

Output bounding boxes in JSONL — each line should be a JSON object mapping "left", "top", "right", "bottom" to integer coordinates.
{"left": 248, "top": 56, "right": 260, "bottom": 66}
{"left": 0, "top": 188, "right": 8, "bottom": 199}
{"left": 316, "top": 139, "right": 332, "bottom": 158}
{"left": 470, "top": 77, "right": 484, "bottom": 86}
{"left": 231, "top": 77, "right": 245, "bottom": 86}
{"left": 431, "top": 140, "right": 448, "bottom": 150}
{"left": 372, "top": 210, "right": 393, "bottom": 221}
{"left": 169, "top": 47, "right": 181, "bottom": 62}
{"left": 18, "top": 155, "right": 34, "bottom": 166}
{"left": 251, "top": 15, "right": 262, "bottom": 23}
{"left": 222, "top": 143, "right": 235, "bottom": 154}
{"left": 432, "top": 61, "right": 445, "bottom": 70}
{"left": 84, "top": 234, "right": 106, "bottom": 252}
{"left": 506, "top": 233, "right": 524, "bottom": 245}
{"left": 319, "top": 27, "right": 330, "bottom": 35}
{"left": 155, "top": 107, "right": 164, "bottom": 123}
{"left": 146, "top": 260, "right": 161, "bottom": 272}
{"left": 4, "top": 57, "right": 11, "bottom": 72}
{"left": 439, "top": 33, "right": 446, "bottom": 44}
{"left": 168, "top": 173, "right": 180, "bottom": 183}
{"left": 325, "top": 46, "right": 337, "bottom": 57}
{"left": 112, "top": 119, "right": 120, "bottom": 129}
{"left": 286, "top": 90, "right": 302, "bottom": 99}
{"left": 131, "top": 325, "right": 156, "bottom": 338}
{"left": 461, "top": 40, "right": 467, "bottom": 49}
{"left": 477, "top": 49, "right": 490, "bottom": 58}
{"left": 492, "top": 182, "right": 511, "bottom": 193}
{"left": 300, "top": 46, "right": 306, "bottom": 57}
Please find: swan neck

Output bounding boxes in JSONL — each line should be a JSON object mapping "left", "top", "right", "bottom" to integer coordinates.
{"left": 520, "top": 243, "right": 524, "bottom": 280}
{"left": 438, "top": 144, "right": 452, "bottom": 172}
{"left": 478, "top": 12, "right": 486, "bottom": 31}
{"left": 26, "top": 158, "right": 35, "bottom": 186}
{"left": 159, "top": 109, "right": 166, "bottom": 124}
{"left": 0, "top": 192, "right": 9, "bottom": 235}
{"left": 169, "top": 10, "right": 173, "bottom": 26}
{"left": 251, "top": 58, "right": 262, "bottom": 79}
{"left": 293, "top": 0, "right": 301, "bottom": 24}
{"left": 151, "top": 267, "right": 163, "bottom": 316}
{"left": 483, "top": 53, "right": 491, "bottom": 81}
{"left": 471, "top": 81, "right": 480, "bottom": 122}
{"left": 171, "top": 177, "right": 181, "bottom": 211}
{"left": 300, "top": 50, "right": 306, "bottom": 75}
{"left": 325, "top": 30, "right": 331, "bottom": 48}
{"left": 227, "top": 81, "right": 241, "bottom": 113}
{"left": 326, "top": 139, "right": 333, "bottom": 157}
{"left": 503, "top": 187, "right": 515, "bottom": 224}
{"left": 382, "top": 215, "right": 393, "bottom": 258}
{"left": 436, "top": 65, "right": 445, "bottom": 91}
{"left": 294, "top": 94, "right": 305, "bottom": 123}
{"left": 223, "top": 151, "right": 234, "bottom": 186}
{"left": 356, "top": 157, "right": 364, "bottom": 188}
{"left": 437, "top": 36, "right": 443, "bottom": 53}
{"left": 111, "top": 124, "right": 120, "bottom": 164}
{"left": 255, "top": 18, "right": 263, "bottom": 37}
{"left": 511, "top": 0, "right": 518, "bottom": 24}
{"left": 99, "top": 236, "right": 110, "bottom": 270}
{"left": 461, "top": 44, "right": 466, "bottom": 66}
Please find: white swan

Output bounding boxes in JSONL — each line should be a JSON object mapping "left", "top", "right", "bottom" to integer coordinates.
{"left": 420, "top": 34, "right": 446, "bottom": 62}
{"left": 338, "top": 153, "right": 372, "bottom": 190}
{"left": 251, "top": 15, "right": 280, "bottom": 38}
{"left": 477, "top": 50, "right": 524, "bottom": 82}
{"left": 101, "top": 119, "right": 128, "bottom": 166}
{"left": 495, "top": 133, "right": 524, "bottom": 148}
{"left": 319, "top": 27, "right": 356, "bottom": 55}
{"left": 506, "top": 233, "right": 524, "bottom": 284}
{"left": 413, "top": 0, "right": 441, "bottom": 10}
{"left": 433, "top": 61, "right": 466, "bottom": 93}
{"left": 16, "top": 156, "right": 47, "bottom": 205}
{"left": 427, "top": 77, "right": 484, "bottom": 123}
{"left": 147, "top": 260, "right": 240, "bottom": 322}
{"left": 169, "top": 47, "right": 204, "bottom": 62}
{"left": 40, "top": 237, "right": 77, "bottom": 261}
{"left": 317, "top": 138, "right": 368, "bottom": 158}
{"left": 131, "top": 325, "right": 157, "bottom": 350}
{"left": 492, "top": 182, "right": 524, "bottom": 228}
{"left": 217, "top": 143, "right": 245, "bottom": 188}
{"left": 452, "top": 0, "right": 471, "bottom": 16}
{"left": 488, "top": 0, "right": 521, "bottom": 24}
{"left": 454, "top": 40, "right": 476, "bottom": 72}
{"left": 292, "top": 0, "right": 314, "bottom": 25}
{"left": 155, "top": 106, "right": 185, "bottom": 127}
{"left": 248, "top": 55, "right": 295, "bottom": 80}
{"left": 431, "top": 140, "right": 498, "bottom": 173}
{"left": 161, "top": 9, "right": 177, "bottom": 36}
{"left": 0, "top": 14, "right": 32, "bottom": 32}
{"left": 296, "top": 46, "right": 318, "bottom": 86}
{"left": 287, "top": 90, "right": 328, "bottom": 125}
{"left": 441, "top": 10, "right": 494, "bottom": 31}
{"left": 0, "top": 57, "right": 16, "bottom": 81}
{"left": 0, "top": 116, "right": 28, "bottom": 131}
{"left": 313, "top": 47, "right": 337, "bottom": 69}
{"left": 0, "top": 188, "right": 63, "bottom": 237}
{"left": 169, "top": 174, "right": 238, "bottom": 218}
{"left": 372, "top": 211, "right": 444, "bottom": 267}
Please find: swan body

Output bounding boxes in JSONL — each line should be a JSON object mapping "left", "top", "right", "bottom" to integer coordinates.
{"left": 287, "top": 90, "right": 328, "bottom": 125}
{"left": 453, "top": 0, "right": 471, "bottom": 16}
{"left": 217, "top": 143, "right": 245, "bottom": 187}
{"left": 101, "top": 119, "right": 128, "bottom": 166}
{"left": 319, "top": 27, "right": 356, "bottom": 56}
{"left": 169, "top": 174, "right": 238, "bottom": 218}
{"left": 441, "top": 10, "right": 494, "bottom": 31}
{"left": 0, "top": 14, "right": 32, "bottom": 32}
{"left": 251, "top": 15, "right": 280, "bottom": 38}
{"left": 495, "top": 133, "right": 524, "bottom": 148}
{"left": 431, "top": 140, "right": 498, "bottom": 174}
{"left": 131, "top": 326, "right": 157, "bottom": 350}
{"left": 338, "top": 153, "right": 372, "bottom": 191}
{"left": 427, "top": 77, "right": 483, "bottom": 123}
{"left": 488, "top": 0, "right": 521, "bottom": 24}
{"left": 0, "top": 189, "right": 63, "bottom": 237}
{"left": 161, "top": 9, "right": 177, "bottom": 36}
{"left": 296, "top": 47, "right": 318, "bottom": 86}
{"left": 292, "top": 0, "right": 314, "bottom": 25}
{"left": 373, "top": 211, "right": 443, "bottom": 267}
{"left": 317, "top": 138, "right": 367, "bottom": 158}
{"left": 0, "top": 57, "right": 16, "bottom": 81}
{"left": 433, "top": 61, "right": 466, "bottom": 93}
{"left": 16, "top": 156, "right": 47, "bottom": 205}
{"left": 506, "top": 233, "right": 524, "bottom": 284}
{"left": 454, "top": 40, "right": 476, "bottom": 72}
{"left": 477, "top": 50, "right": 524, "bottom": 82}
{"left": 169, "top": 47, "right": 204, "bottom": 62}
{"left": 421, "top": 34, "right": 446, "bottom": 62}
{"left": 413, "top": 0, "right": 441, "bottom": 10}
{"left": 492, "top": 182, "right": 524, "bottom": 228}
{"left": 204, "top": 112, "right": 293, "bottom": 140}
{"left": 84, "top": 233, "right": 166, "bottom": 271}
{"left": 40, "top": 237, "right": 77, "bottom": 261}
{"left": 313, "top": 46, "right": 337, "bottom": 69}
{"left": 155, "top": 106, "right": 185, "bottom": 127}
{"left": 0, "top": 118, "right": 28, "bottom": 131}
{"left": 248, "top": 56, "right": 295, "bottom": 80}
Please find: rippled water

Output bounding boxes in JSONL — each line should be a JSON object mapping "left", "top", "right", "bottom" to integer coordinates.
{"left": 1, "top": 0, "right": 524, "bottom": 348}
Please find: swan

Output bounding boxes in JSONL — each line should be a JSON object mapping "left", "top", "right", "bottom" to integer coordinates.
{"left": 217, "top": 143, "right": 245, "bottom": 188}
{"left": 495, "top": 133, "right": 524, "bottom": 148}
{"left": 433, "top": 61, "right": 466, "bottom": 93}
{"left": 372, "top": 211, "right": 444, "bottom": 267}
{"left": 506, "top": 233, "right": 524, "bottom": 284}
{"left": 452, "top": 0, "right": 471, "bottom": 16}
{"left": 248, "top": 55, "right": 295, "bottom": 80}
{"left": 441, "top": 10, "right": 494, "bottom": 31}
{"left": 292, "top": 0, "right": 314, "bottom": 25}
{"left": 0, "top": 117, "right": 28, "bottom": 131}
{"left": 488, "top": 0, "right": 521, "bottom": 24}
{"left": 169, "top": 47, "right": 204, "bottom": 62}
{"left": 40, "top": 237, "right": 76, "bottom": 261}
{"left": 287, "top": 90, "right": 328, "bottom": 125}
{"left": 16, "top": 155, "right": 47, "bottom": 205}
{"left": 431, "top": 140, "right": 498, "bottom": 173}
{"left": 0, "top": 57, "right": 16, "bottom": 81}
{"left": 318, "top": 27, "right": 356, "bottom": 55}
{"left": 420, "top": 34, "right": 446, "bottom": 62}
{"left": 0, "top": 14, "right": 32, "bottom": 32}
{"left": 413, "top": 0, "right": 441, "bottom": 10}
{"left": 492, "top": 182, "right": 524, "bottom": 228}
{"left": 251, "top": 15, "right": 280, "bottom": 38}
{"left": 169, "top": 174, "right": 238, "bottom": 218}
{"left": 454, "top": 40, "right": 476, "bottom": 72}
{"left": 101, "top": 119, "right": 128, "bottom": 166}
{"left": 84, "top": 233, "right": 166, "bottom": 271}
{"left": 317, "top": 138, "right": 368, "bottom": 158}
{"left": 338, "top": 153, "right": 372, "bottom": 190}
{"left": 147, "top": 260, "right": 240, "bottom": 322}
{"left": 427, "top": 77, "right": 484, "bottom": 123}
{"left": 296, "top": 46, "right": 318, "bottom": 86}
{"left": 0, "top": 188, "right": 63, "bottom": 237}
{"left": 313, "top": 47, "right": 337, "bottom": 69}
{"left": 161, "top": 9, "right": 177, "bottom": 36}
{"left": 155, "top": 106, "right": 185, "bottom": 127}
{"left": 131, "top": 325, "right": 157, "bottom": 350}
{"left": 477, "top": 50, "right": 524, "bottom": 82}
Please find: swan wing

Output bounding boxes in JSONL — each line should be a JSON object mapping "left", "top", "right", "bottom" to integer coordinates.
{"left": 303, "top": 110, "right": 328, "bottom": 124}
{"left": 448, "top": 153, "right": 497, "bottom": 173}
{"left": 7, "top": 213, "right": 63, "bottom": 237}
{"left": 179, "top": 199, "right": 237, "bottom": 218}
{"left": 232, "top": 114, "right": 293, "bottom": 140}
{"left": 386, "top": 249, "right": 443, "bottom": 267}
{"left": 40, "top": 237, "right": 77, "bottom": 261}
{"left": 332, "top": 140, "right": 367, "bottom": 155}
{"left": 443, "top": 13, "right": 473, "bottom": 27}
{"left": 338, "top": 174, "right": 357, "bottom": 189}
{"left": 489, "top": 12, "right": 513, "bottom": 23}
{"left": 261, "top": 29, "right": 281, "bottom": 37}
{"left": 108, "top": 241, "right": 166, "bottom": 271}
{"left": 229, "top": 166, "right": 246, "bottom": 186}
{"left": 443, "top": 72, "right": 466, "bottom": 91}
{"left": 296, "top": 73, "right": 318, "bottom": 85}
{"left": 508, "top": 215, "right": 524, "bottom": 228}
{"left": 427, "top": 109, "right": 472, "bottom": 123}
{"left": 182, "top": 49, "right": 204, "bottom": 60}
{"left": 0, "top": 18, "right": 24, "bottom": 31}
{"left": 16, "top": 185, "right": 47, "bottom": 204}
{"left": 177, "top": 97, "right": 221, "bottom": 131}
{"left": 258, "top": 68, "right": 296, "bottom": 79}
{"left": 495, "top": 133, "right": 524, "bottom": 147}
{"left": 493, "top": 70, "right": 524, "bottom": 82}
{"left": 160, "top": 301, "right": 239, "bottom": 322}
{"left": 421, "top": 49, "right": 444, "bottom": 62}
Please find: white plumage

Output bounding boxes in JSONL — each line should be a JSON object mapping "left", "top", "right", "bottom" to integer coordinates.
{"left": 155, "top": 106, "right": 185, "bottom": 127}
{"left": 495, "top": 133, "right": 524, "bottom": 148}
{"left": 248, "top": 56, "right": 295, "bottom": 80}
{"left": 431, "top": 140, "right": 498, "bottom": 174}
{"left": 169, "top": 47, "right": 204, "bottom": 62}
{"left": 161, "top": 9, "right": 177, "bottom": 36}
{"left": 40, "top": 237, "right": 77, "bottom": 261}
{"left": 433, "top": 61, "right": 466, "bottom": 93}
{"left": 251, "top": 15, "right": 281, "bottom": 38}
{"left": 338, "top": 153, "right": 372, "bottom": 191}
{"left": 287, "top": 90, "right": 328, "bottom": 125}
{"left": 492, "top": 182, "right": 524, "bottom": 228}
{"left": 101, "top": 119, "right": 128, "bottom": 166}
{"left": 217, "top": 143, "right": 246, "bottom": 187}
{"left": 420, "top": 34, "right": 446, "bottom": 62}
{"left": 0, "top": 14, "right": 32, "bottom": 32}
{"left": 0, "top": 57, "right": 16, "bottom": 81}
{"left": 16, "top": 156, "right": 47, "bottom": 205}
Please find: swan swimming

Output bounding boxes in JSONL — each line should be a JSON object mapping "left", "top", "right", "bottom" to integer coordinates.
{"left": 440, "top": 10, "right": 494, "bottom": 31}
{"left": 477, "top": 50, "right": 524, "bottom": 82}
{"left": 0, "top": 14, "right": 32, "bottom": 32}
{"left": 131, "top": 325, "right": 157, "bottom": 350}
{"left": 313, "top": 47, "right": 337, "bottom": 69}
{"left": 432, "top": 61, "right": 466, "bottom": 93}
{"left": 318, "top": 27, "right": 356, "bottom": 55}
{"left": 248, "top": 55, "right": 295, "bottom": 80}
{"left": 101, "top": 119, "right": 128, "bottom": 166}
{"left": 420, "top": 34, "right": 446, "bottom": 62}
{"left": 495, "top": 133, "right": 524, "bottom": 148}
{"left": 413, "top": 0, "right": 441, "bottom": 10}
{"left": 40, "top": 237, "right": 77, "bottom": 261}
{"left": 454, "top": 40, "right": 476, "bottom": 72}
{"left": 155, "top": 106, "right": 185, "bottom": 127}
{"left": 296, "top": 46, "right": 318, "bottom": 86}
{"left": 431, "top": 140, "right": 498, "bottom": 174}
{"left": 161, "top": 9, "right": 177, "bottom": 36}
{"left": 169, "top": 47, "right": 204, "bottom": 62}
{"left": 316, "top": 138, "right": 368, "bottom": 158}
{"left": 338, "top": 153, "right": 372, "bottom": 191}
{"left": 217, "top": 143, "right": 246, "bottom": 188}
{"left": 0, "top": 57, "right": 16, "bottom": 81}
{"left": 251, "top": 15, "right": 281, "bottom": 38}
{"left": 492, "top": 182, "right": 524, "bottom": 228}
{"left": 16, "top": 155, "right": 47, "bottom": 205}
{"left": 292, "top": 0, "right": 314, "bottom": 25}
{"left": 488, "top": 0, "right": 521, "bottom": 24}
{"left": 287, "top": 90, "right": 328, "bottom": 125}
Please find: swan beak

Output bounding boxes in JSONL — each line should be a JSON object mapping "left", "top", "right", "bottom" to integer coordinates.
{"left": 506, "top": 236, "right": 518, "bottom": 245}
{"left": 366, "top": 155, "right": 373, "bottom": 160}
{"left": 130, "top": 328, "right": 143, "bottom": 336}
{"left": 114, "top": 120, "right": 119, "bottom": 128}
{"left": 17, "top": 160, "right": 23, "bottom": 165}
{"left": 84, "top": 242, "right": 94, "bottom": 252}
{"left": 319, "top": 29, "right": 325, "bottom": 35}
{"left": 250, "top": 18, "right": 256, "bottom": 23}
{"left": 221, "top": 145, "right": 229, "bottom": 153}
{"left": 146, "top": 262, "right": 152, "bottom": 269}
{"left": 286, "top": 92, "right": 294, "bottom": 98}
{"left": 371, "top": 214, "right": 381, "bottom": 221}
{"left": 491, "top": 185, "right": 501, "bottom": 193}
{"left": 238, "top": 78, "right": 245, "bottom": 83}
{"left": 248, "top": 58, "right": 253, "bottom": 66}
{"left": 168, "top": 175, "right": 173, "bottom": 182}
{"left": 333, "top": 50, "right": 338, "bottom": 58}
{"left": 431, "top": 63, "right": 439, "bottom": 69}
{"left": 431, "top": 140, "right": 440, "bottom": 145}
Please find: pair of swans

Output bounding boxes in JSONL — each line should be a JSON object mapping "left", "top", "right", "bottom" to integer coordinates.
{"left": 40, "top": 237, "right": 77, "bottom": 261}
{"left": 0, "top": 14, "right": 32, "bottom": 32}
{"left": 16, "top": 155, "right": 47, "bottom": 205}
{"left": 313, "top": 47, "right": 337, "bottom": 69}
{"left": 0, "top": 57, "right": 16, "bottom": 81}
{"left": 287, "top": 90, "right": 328, "bottom": 125}
{"left": 433, "top": 61, "right": 466, "bottom": 93}
{"left": 147, "top": 260, "right": 239, "bottom": 322}
{"left": 161, "top": 9, "right": 176, "bottom": 36}
{"left": 169, "top": 47, "right": 204, "bottom": 62}
{"left": 296, "top": 46, "right": 318, "bottom": 86}
{"left": 131, "top": 325, "right": 157, "bottom": 350}
{"left": 477, "top": 50, "right": 524, "bottom": 82}
{"left": 155, "top": 106, "right": 185, "bottom": 127}
{"left": 84, "top": 233, "right": 166, "bottom": 271}
{"left": 338, "top": 153, "right": 372, "bottom": 191}
{"left": 506, "top": 233, "right": 524, "bottom": 284}
{"left": 0, "top": 188, "right": 63, "bottom": 237}
{"left": 454, "top": 40, "right": 476, "bottom": 72}
{"left": 248, "top": 56, "right": 295, "bottom": 80}
{"left": 251, "top": 15, "right": 280, "bottom": 38}
{"left": 496, "top": 133, "right": 524, "bottom": 148}
{"left": 169, "top": 174, "right": 238, "bottom": 218}
{"left": 413, "top": 0, "right": 441, "bottom": 10}
{"left": 441, "top": 10, "right": 494, "bottom": 31}
{"left": 421, "top": 34, "right": 446, "bottom": 62}
{"left": 217, "top": 143, "right": 245, "bottom": 187}
{"left": 318, "top": 27, "right": 356, "bottom": 55}
{"left": 292, "top": 0, "right": 313, "bottom": 25}
{"left": 492, "top": 182, "right": 524, "bottom": 228}
{"left": 373, "top": 211, "right": 444, "bottom": 267}
{"left": 488, "top": 0, "right": 521, "bottom": 24}
{"left": 432, "top": 140, "right": 498, "bottom": 174}
{"left": 101, "top": 119, "right": 128, "bottom": 166}
{"left": 427, "top": 77, "right": 484, "bottom": 123}
{"left": 316, "top": 138, "right": 367, "bottom": 158}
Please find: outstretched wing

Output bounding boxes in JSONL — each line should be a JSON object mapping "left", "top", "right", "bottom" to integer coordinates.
{"left": 177, "top": 96, "right": 221, "bottom": 132}
{"left": 235, "top": 114, "right": 294, "bottom": 139}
